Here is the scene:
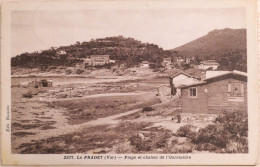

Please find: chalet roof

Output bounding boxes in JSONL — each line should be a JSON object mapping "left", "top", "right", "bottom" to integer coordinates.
{"left": 180, "top": 70, "right": 247, "bottom": 89}
{"left": 205, "top": 71, "right": 230, "bottom": 79}
{"left": 204, "top": 70, "right": 247, "bottom": 81}
{"left": 178, "top": 82, "right": 205, "bottom": 88}
{"left": 142, "top": 61, "right": 149, "bottom": 64}
{"left": 172, "top": 72, "right": 192, "bottom": 78}
{"left": 184, "top": 68, "right": 204, "bottom": 79}
{"left": 169, "top": 68, "right": 204, "bottom": 79}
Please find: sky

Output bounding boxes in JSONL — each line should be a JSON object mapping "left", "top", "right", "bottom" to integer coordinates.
{"left": 11, "top": 8, "right": 246, "bottom": 57}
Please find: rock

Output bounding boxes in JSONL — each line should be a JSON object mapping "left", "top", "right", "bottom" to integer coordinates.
{"left": 69, "top": 146, "right": 75, "bottom": 150}
{"left": 42, "top": 143, "right": 53, "bottom": 150}
{"left": 138, "top": 132, "right": 145, "bottom": 140}
{"left": 92, "top": 147, "right": 109, "bottom": 154}
{"left": 58, "top": 142, "right": 66, "bottom": 148}
{"left": 72, "top": 135, "right": 81, "bottom": 142}
{"left": 156, "top": 148, "right": 163, "bottom": 152}
{"left": 177, "top": 137, "right": 187, "bottom": 144}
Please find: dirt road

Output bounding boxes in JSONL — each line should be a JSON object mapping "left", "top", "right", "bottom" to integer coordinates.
{"left": 45, "top": 91, "right": 155, "bottom": 102}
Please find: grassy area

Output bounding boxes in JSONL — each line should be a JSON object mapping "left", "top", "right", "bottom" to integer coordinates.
{"left": 48, "top": 94, "right": 162, "bottom": 125}
{"left": 17, "top": 121, "right": 180, "bottom": 154}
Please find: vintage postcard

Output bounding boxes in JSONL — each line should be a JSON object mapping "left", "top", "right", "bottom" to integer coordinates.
{"left": 1, "top": 0, "right": 258, "bottom": 166}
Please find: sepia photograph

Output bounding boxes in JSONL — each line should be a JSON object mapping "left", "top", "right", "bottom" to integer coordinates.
{"left": 1, "top": 0, "right": 258, "bottom": 166}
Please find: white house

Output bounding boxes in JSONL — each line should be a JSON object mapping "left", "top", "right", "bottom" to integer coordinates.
{"left": 176, "top": 57, "right": 185, "bottom": 63}
{"left": 172, "top": 72, "right": 200, "bottom": 96}
{"left": 185, "top": 58, "right": 192, "bottom": 64}
{"left": 162, "top": 58, "right": 173, "bottom": 69}
{"left": 57, "top": 50, "right": 66, "bottom": 55}
{"left": 163, "top": 58, "right": 172, "bottom": 65}
{"left": 141, "top": 61, "right": 150, "bottom": 68}
{"left": 198, "top": 60, "right": 220, "bottom": 70}
{"left": 109, "top": 60, "right": 116, "bottom": 63}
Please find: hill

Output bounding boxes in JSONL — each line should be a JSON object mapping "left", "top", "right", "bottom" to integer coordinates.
{"left": 11, "top": 36, "right": 171, "bottom": 68}
{"left": 11, "top": 29, "right": 247, "bottom": 72}
{"left": 170, "top": 28, "right": 247, "bottom": 71}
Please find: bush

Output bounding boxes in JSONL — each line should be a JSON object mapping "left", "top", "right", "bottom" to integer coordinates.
{"left": 192, "top": 124, "right": 227, "bottom": 148}
{"left": 174, "top": 111, "right": 248, "bottom": 153}
{"left": 142, "top": 107, "right": 153, "bottom": 112}
{"left": 192, "top": 111, "right": 248, "bottom": 152}
{"left": 176, "top": 125, "right": 196, "bottom": 139}
{"left": 56, "top": 94, "right": 67, "bottom": 99}
{"left": 22, "top": 91, "right": 33, "bottom": 98}
{"left": 215, "top": 111, "right": 248, "bottom": 138}
{"left": 195, "top": 143, "right": 217, "bottom": 151}
{"left": 66, "top": 69, "right": 72, "bottom": 75}
{"left": 129, "top": 135, "right": 151, "bottom": 151}
{"left": 76, "top": 69, "right": 84, "bottom": 74}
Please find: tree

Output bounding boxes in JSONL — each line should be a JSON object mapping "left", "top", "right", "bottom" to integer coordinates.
{"left": 169, "top": 77, "right": 176, "bottom": 97}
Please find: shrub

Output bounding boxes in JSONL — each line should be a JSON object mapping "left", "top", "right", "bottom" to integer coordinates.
{"left": 192, "top": 111, "right": 248, "bottom": 153}
{"left": 176, "top": 125, "right": 196, "bottom": 139}
{"left": 66, "top": 69, "right": 72, "bottom": 75}
{"left": 56, "top": 94, "right": 67, "bottom": 99}
{"left": 215, "top": 111, "right": 248, "bottom": 139}
{"left": 193, "top": 124, "right": 227, "bottom": 148}
{"left": 174, "top": 111, "right": 248, "bottom": 153}
{"left": 22, "top": 91, "right": 33, "bottom": 98}
{"left": 76, "top": 69, "right": 84, "bottom": 74}
{"left": 142, "top": 107, "right": 153, "bottom": 112}
{"left": 195, "top": 143, "right": 217, "bottom": 151}
{"left": 129, "top": 135, "right": 151, "bottom": 151}
{"left": 154, "top": 132, "right": 171, "bottom": 148}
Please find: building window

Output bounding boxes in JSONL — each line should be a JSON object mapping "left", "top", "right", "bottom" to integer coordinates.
{"left": 189, "top": 87, "right": 197, "bottom": 98}
{"left": 228, "top": 83, "right": 244, "bottom": 101}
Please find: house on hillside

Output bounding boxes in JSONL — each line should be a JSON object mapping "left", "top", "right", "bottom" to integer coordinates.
{"left": 163, "top": 58, "right": 172, "bottom": 65}
{"left": 162, "top": 58, "right": 173, "bottom": 69}
{"left": 176, "top": 57, "right": 185, "bottom": 63}
{"left": 198, "top": 60, "right": 220, "bottom": 70}
{"left": 140, "top": 61, "right": 150, "bottom": 68}
{"left": 171, "top": 71, "right": 201, "bottom": 96}
{"left": 57, "top": 50, "right": 66, "bottom": 55}
{"left": 90, "top": 55, "right": 110, "bottom": 66}
{"left": 185, "top": 58, "right": 192, "bottom": 64}
{"left": 83, "top": 55, "right": 110, "bottom": 67}
{"left": 180, "top": 70, "right": 247, "bottom": 114}
{"left": 109, "top": 59, "right": 116, "bottom": 63}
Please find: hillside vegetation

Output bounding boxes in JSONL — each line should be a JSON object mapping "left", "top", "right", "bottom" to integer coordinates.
{"left": 170, "top": 28, "right": 247, "bottom": 71}
{"left": 11, "top": 36, "right": 170, "bottom": 68}
{"left": 12, "top": 28, "right": 247, "bottom": 72}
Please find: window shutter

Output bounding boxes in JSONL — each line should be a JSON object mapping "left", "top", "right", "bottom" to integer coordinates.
{"left": 228, "top": 83, "right": 231, "bottom": 97}
{"left": 228, "top": 83, "right": 231, "bottom": 92}
{"left": 241, "top": 84, "right": 244, "bottom": 97}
